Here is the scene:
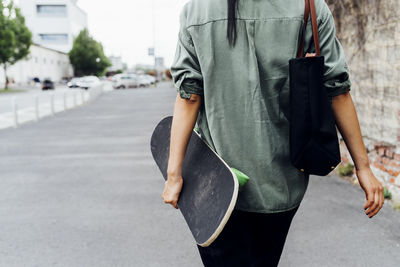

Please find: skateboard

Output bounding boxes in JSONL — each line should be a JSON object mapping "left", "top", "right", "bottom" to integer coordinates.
{"left": 150, "top": 116, "right": 248, "bottom": 247}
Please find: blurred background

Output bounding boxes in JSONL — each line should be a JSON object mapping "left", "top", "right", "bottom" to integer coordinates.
{"left": 0, "top": 0, "right": 188, "bottom": 90}
{"left": 0, "top": 0, "right": 399, "bottom": 266}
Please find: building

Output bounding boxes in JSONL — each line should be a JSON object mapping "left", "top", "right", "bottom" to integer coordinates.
{"left": 0, "top": 43, "right": 73, "bottom": 85}
{"left": 108, "top": 56, "right": 127, "bottom": 72}
{"left": 18, "top": 0, "right": 88, "bottom": 53}
{"left": 0, "top": 0, "right": 86, "bottom": 85}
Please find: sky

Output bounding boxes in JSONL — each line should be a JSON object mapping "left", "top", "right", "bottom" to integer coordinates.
{"left": 77, "top": 0, "right": 189, "bottom": 69}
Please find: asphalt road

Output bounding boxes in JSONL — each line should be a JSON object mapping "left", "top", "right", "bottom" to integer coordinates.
{"left": 0, "top": 82, "right": 399, "bottom": 266}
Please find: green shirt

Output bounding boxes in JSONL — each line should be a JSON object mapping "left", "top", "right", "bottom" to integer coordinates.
{"left": 170, "top": 0, "right": 351, "bottom": 213}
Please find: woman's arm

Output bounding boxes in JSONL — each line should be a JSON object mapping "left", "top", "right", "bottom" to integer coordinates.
{"left": 332, "top": 92, "right": 384, "bottom": 218}
{"left": 162, "top": 93, "right": 202, "bottom": 209}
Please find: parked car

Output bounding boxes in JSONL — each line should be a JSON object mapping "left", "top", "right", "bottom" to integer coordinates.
{"left": 112, "top": 74, "right": 139, "bottom": 89}
{"left": 137, "top": 75, "right": 152, "bottom": 87}
{"left": 42, "top": 79, "right": 55, "bottom": 90}
{"left": 78, "top": 76, "right": 100, "bottom": 89}
{"left": 145, "top": 75, "right": 156, "bottom": 85}
{"left": 68, "top": 77, "right": 81, "bottom": 88}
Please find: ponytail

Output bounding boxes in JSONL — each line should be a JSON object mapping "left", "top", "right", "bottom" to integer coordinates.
{"left": 227, "top": 0, "right": 239, "bottom": 46}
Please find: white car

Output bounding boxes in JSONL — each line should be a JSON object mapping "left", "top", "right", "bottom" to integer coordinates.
{"left": 112, "top": 74, "right": 139, "bottom": 89}
{"left": 67, "top": 77, "right": 81, "bottom": 88}
{"left": 79, "top": 76, "right": 100, "bottom": 89}
{"left": 145, "top": 75, "right": 156, "bottom": 85}
{"left": 137, "top": 75, "right": 152, "bottom": 87}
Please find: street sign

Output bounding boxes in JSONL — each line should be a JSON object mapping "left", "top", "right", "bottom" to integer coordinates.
{"left": 148, "top": 48, "right": 155, "bottom": 56}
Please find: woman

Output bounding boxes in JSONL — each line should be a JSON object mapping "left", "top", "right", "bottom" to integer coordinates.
{"left": 163, "top": 0, "right": 384, "bottom": 266}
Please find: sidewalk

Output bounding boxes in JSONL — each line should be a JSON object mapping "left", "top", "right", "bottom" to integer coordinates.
{"left": 0, "top": 82, "right": 111, "bottom": 129}
{"left": 0, "top": 82, "right": 399, "bottom": 266}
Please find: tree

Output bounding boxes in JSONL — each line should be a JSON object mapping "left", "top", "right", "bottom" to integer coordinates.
{"left": 0, "top": 0, "right": 32, "bottom": 89}
{"left": 69, "top": 29, "right": 111, "bottom": 77}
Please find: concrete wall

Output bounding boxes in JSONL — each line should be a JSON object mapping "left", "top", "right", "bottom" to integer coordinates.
{"left": 326, "top": 0, "right": 400, "bottom": 196}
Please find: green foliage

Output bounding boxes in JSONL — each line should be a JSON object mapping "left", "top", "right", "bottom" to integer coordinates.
{"left": 337, "top": 162, "right": 354, "bottom": 177}
{"left": 0, "top": 88, "right": 25, "bottom": 93}
{"left": 383, "top": 187, "right": 392, "bottom": 200}
{"left": 69, "top": 29, "right": 111, "bottom": 77}
{"left": 0, "top": 0, "right": 32, "bottom": 88}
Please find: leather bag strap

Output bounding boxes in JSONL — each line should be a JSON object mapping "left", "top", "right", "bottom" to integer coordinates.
{"left": 297, "top": 0, "right": 310, "bottom": 58}
{"left": 297, "top": 0, "right": 320, "bottom": 58}
{"left": 309, "top": 0, "right": 321, "bottom": 56}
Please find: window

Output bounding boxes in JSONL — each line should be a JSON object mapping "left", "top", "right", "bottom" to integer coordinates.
{"left": 36, "top": 5, "right": 67, "bottom": 16}
{"left": 39, "top": 34, "right": 68, "bottom": 44}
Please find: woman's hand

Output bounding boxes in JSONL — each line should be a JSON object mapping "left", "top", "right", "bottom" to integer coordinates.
{"left": 162, "top": 175, "right": 183, "bottom": 209}
{"left": 162, "top": 93, "right": 201, "bottom": 209}
{"left": 331, "top": 93, "right": 384, "bottom": 219}
{"left": 355, "top": 168, "right": 384, "bottom": 218}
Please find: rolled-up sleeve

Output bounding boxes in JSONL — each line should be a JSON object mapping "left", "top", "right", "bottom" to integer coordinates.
{"left": 317, "top": 4, "right": 352, "bottom": 98}
{"left": 170, "top": 7, "right": 203, "bottom": 99}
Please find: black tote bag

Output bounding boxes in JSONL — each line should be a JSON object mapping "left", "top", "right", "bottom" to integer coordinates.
{"left": 289, "top": 0, "right": 341, "bottom": 176}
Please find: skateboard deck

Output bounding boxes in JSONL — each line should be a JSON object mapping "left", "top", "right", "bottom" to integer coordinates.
{"left": 150, "top": 116, "right": 239, "bottom": 247}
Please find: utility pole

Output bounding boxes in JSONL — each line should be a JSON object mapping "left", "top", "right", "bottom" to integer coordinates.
{"left": 152, "top": 0, "right": 158, "bottom": 84}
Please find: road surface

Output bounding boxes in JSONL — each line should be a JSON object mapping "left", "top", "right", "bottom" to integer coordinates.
{"left": 0, "top": 82, "right": 399, "bottom": 266}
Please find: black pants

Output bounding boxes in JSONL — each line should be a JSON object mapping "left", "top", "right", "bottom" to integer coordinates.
{"left": 197, "top": 205, "right": 299, "bottom": 267}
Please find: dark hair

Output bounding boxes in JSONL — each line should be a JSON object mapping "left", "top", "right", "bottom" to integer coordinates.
{"left": 227, "top": 0, "right": 239, "bottom": 46}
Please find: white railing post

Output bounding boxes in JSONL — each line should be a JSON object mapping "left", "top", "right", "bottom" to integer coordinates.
{"left": 73, "top": 91, "right": 77, "bottom": 107}
{"left": 63, "top": 92, "right": 67, "bottom": 110}
{"left": 80, "top": 90, "right": 84, "bottom": 104}
{"left": 35, "top": 95, "right": 39, "bottom": 121}
{"left": 12, "top": 97, "right": 18, "bottom": 127}
{"left": 50, "top": 93, "right": 55, "bottom": 115}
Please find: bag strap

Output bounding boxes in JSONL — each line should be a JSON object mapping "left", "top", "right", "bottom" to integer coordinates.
{"left": 297, "top": 0, "right": 320, "bottom": 58}
{"left": 309, "top": 0, "right": 321, "bottom": 56}
{"left": 297, "top": 0, "right": 310, "bottom": 58}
